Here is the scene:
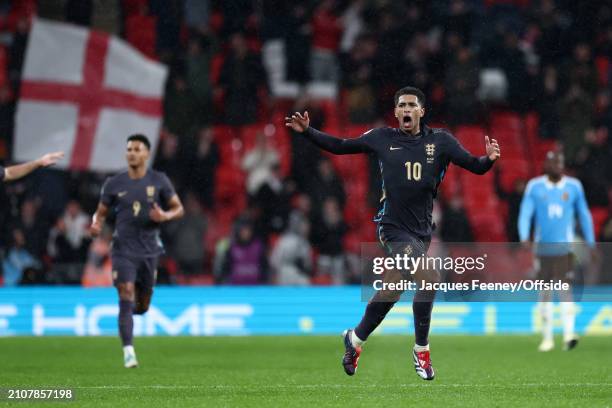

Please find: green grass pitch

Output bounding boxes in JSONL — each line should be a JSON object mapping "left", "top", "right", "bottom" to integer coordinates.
{"left": 1, "top": 336, "right": 610, "bottom": 407}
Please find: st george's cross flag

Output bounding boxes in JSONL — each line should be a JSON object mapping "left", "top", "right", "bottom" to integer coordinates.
{"left": 14, "top": 18, "right": 167, "bottom": 171}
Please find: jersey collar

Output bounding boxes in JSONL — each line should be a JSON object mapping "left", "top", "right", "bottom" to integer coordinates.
{"left": 544, "top": 175, "right": 566, "bottom": 189}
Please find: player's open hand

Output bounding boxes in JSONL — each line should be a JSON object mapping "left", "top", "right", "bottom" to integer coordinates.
{"left": 485, "top": 136, "right": 500, "bottom": 161}
{"left": 38, "top": 151, "right": 64, "bottom": 167}
{"left": 285, "top": 111, "right": 310, "bottom": 133}
{"left": 149, "top": 203, "right": 168, "bottom": 223}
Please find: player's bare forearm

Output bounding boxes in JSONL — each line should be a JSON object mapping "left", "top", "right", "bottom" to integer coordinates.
{"left": 4, "top": 152, "right": 64, "bottom": 181}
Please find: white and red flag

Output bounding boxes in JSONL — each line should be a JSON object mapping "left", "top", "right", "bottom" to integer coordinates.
{"left": 14, "top": 18, "right": 167, "bottom": 171}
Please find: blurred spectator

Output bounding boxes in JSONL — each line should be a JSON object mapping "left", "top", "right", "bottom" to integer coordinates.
{"left": 444, "top": 45, "right": 480, "bottom": 125}
{"left": 11, "top": 198, "right": 48, "bottom": 260}
{"left": 47, "top": 200, "right": 90, "bottom": 263}
{"left": 186, "top": 126, "right": 219, "bottom": 209}
{"left": 218, "top": 32, "right": 267, "bottom": 125}
{"left": 494, "top": 168, "right": 526, "bottom": 242}
{"left": 218, "top": 216, "right": 268, "bottom": 284}
{"left": 312, "top": 197, "right": 347, "bottom": 284}
{"left": 3, "top": 228, "right": 41, "bottom": 286}
{"left": 575, "top": 127, "right": 612, "bottom": 207}
{"left": 499, "top": 31, "right": 530, "bottom": 111}
{"left": 343, "top": 34, "right": 378, "bottom": 123}
{"left": 308, "top": 158, "right": 346, "bottom": 210}
{"left": 537, "top": 65, "right": 561, "bottom": 139}
{"left": 560, "top": 42, "right": 598, "bottom": 97}
{"left": 163, "top": 72, "right": 198, "bottom": 137}
{"left": 310, "top": 0, "right": 341, "bottom": 82}
{"left": 290, "top": 97, "right": 324, "bottom": 190}
{"left": 186, "top": 32, "right": 217, "bottom": 126}
{"left": 164, "top": 193, "right": 207, "bottom": 276}
{"left": 558, "top": 83, "right": 593, "bottom": 165}
{"left": 439, "top": 195, "right": 474, "bottom": 242}
{"left": 285, "top": 2, "right": 311, "bottom": 84}
{"left": 184, "top": 0, "right": 210, "bottom": 33}
{"left": 271, "top": 211, "right": 312, "bottom": 285}
{"left": 81, "top": 228, "right": 112, "bottom": 287}
{"left": 149, "top": 0, "right": 182, "bottom": 60}
{"left": 153, "top": 131, "right": 183, "bottom": 187}
{"left": 242, "top": 131, "right": 280, "bottom": 197}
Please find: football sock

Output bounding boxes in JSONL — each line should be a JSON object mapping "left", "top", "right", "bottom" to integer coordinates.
{"left": 413, "top": 289, "right": 435, "bottom": 346}
{"left": 414, "top": 344, "right": 429, "bottom": 352}
{"left": 560, "top": 302, "right": 576, "bottom": 341}
{"left": 354, "top": 301, "right": 395, "bottom": 341}
{"left": 540, "top": 301, "right": 554, "bottom": 342}
{"left": 119, "top": 300, "right": 135, "bottom": 346}
{"left": 351, "top": 330, "right": 364, "bottom": 347}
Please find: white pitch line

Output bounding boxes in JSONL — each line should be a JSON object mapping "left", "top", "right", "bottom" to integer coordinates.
{"left": 74, "top": 383, "right": 612, "bottom": 390}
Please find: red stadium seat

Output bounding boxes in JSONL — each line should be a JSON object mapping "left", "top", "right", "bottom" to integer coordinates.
{"left": 125, "top": 14, "right": 157, "bottom": 60}
{"left": 590, "top": 206, "right": 610, "bottom": 239}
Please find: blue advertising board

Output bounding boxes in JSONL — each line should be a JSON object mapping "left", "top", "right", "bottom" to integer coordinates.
{"left": 0, "top": 286, "right": 610, "bottom": 336}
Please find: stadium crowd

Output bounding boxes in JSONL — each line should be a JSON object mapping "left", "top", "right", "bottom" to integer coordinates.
{"left": 0, "top": 0, "right": 611, "bottom": 285}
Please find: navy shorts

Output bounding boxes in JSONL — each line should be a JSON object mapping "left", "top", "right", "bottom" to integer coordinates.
{"left": 111, "top": 254, "right": 158, "bottom": 290}
{"left": 377, "top": 223, "right": 430, "bottom": 257}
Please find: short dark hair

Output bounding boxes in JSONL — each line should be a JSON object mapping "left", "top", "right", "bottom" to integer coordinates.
{"left": 127, "top": 134, "right": 151, "bottom": 150}
{"left": 394, "top": 86, "right": 426, "bottom": 107}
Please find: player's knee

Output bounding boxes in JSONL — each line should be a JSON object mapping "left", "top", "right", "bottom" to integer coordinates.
{"left": 117, "top": 284, "right": 135, "bottom": 302}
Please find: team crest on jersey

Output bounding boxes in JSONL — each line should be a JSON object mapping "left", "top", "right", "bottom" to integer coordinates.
{"left": 425, "top": 144, "right": 435, "bottom": 163}
{"left": 403, "top": 244, "right": 413, "bottom": 256}
{"left": 147, "top": 186, "right": 155, "bottom": 202}
{"left": 562, "top": 191, "right": 569, "bottom": 201}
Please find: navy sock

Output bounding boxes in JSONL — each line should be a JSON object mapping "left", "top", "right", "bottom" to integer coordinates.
{"left": 413, "top": 290, "right": 435, "bottom": 346}
{"left": 354, "top": 301, "right": 395, "bottom": 341}
{"left": 119, "top": 300, "right": 134, "bottom": 346}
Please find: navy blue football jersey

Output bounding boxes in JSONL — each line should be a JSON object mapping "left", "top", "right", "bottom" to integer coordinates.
{"left": 304, "top": 125, "right": 494, "bottom": 238}
{"left": 101, "top": 170, "right": 176, "bottom": 257}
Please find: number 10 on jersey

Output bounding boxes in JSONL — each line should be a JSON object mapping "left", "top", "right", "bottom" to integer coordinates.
{"left": 405, "top": 161, "right": 422, "bottom": 181}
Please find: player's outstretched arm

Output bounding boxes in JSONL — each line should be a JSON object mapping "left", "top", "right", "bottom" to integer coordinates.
{"left": 149, "top": 195, "right": 184, "bottom": 223}
{"left": 90, "top": 202, "right": 109, "bottom": 237}
{"left": 3, "top": 151, "right": 64, "bottom": 181}
{"left": 284, "top": 111, "right": 371, "bottom": 155}
{"left": 448, "top": 135, "right": 500, "bottom": 174}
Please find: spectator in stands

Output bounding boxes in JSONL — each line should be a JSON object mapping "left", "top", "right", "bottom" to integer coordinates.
{"left": 312, "top": 197, "right": 347, "bottom": 284}
{"left": 81, "top": 227, "right": 112, "bottom": 287}
{"left": 285, "top": 2, "right": 311, "bottom": 85}
{"left": 164, "top": 193, "right": 207, "bottom": 276}
{"left": 163, "top": 71, "right": 198, "bottom": 137}
{"left": 218, "top": 32, "right": 267, "bottom": 125}
{"left": 310, "top": 0, "right": 342, "bottom": 83}
{"left": 494, "top": 167, "right": 526, "bottom": 243}
{"left": 558, "top": 82, "right": 593, "bottom": 165}
{"left": 439, "top": 195, "right": 474, "bottom": 243}
{"left": 498, "top": 31, "right": 530, "bottom": 111}
{"left": 537, "top": 65, "right": 561, "bottom": 139}
{"left": 560, "top": 42, "right": 599, "bottom": 98}
{"left": 153, "top": 131, "right": 183, "bottom": 188}
{"left": 343, "top": 33, "right": 378, "bottom": 123}
{"left": 186, "top": 126, "right": 219, "bottom": 209}
{"left": 149, "top": 0, "right": 182, "bottom": 60}
{"left": 65, "top": 0, "right": 92, "bottom": 27}
{"left": 575, "top": 127, "right": 612, "bottom": 207}
{"left": 3, "top": 228, "right": 41, "bottom": 285}
{"left": 271, "top": 211, "right": 313, "bottom": 285}
{"left": 47, "top": 200, "right": 90, "bottom": 264}
{"left": 444, "top": 44, "right": 480, "bottom": 125}
{"left": 186, "top": 31, "right": 217, "bottom": 127}
{"left": 308, "top": 158, "right": 346, "bottom": 210}
{"left": 184, "top": 0, "right": 210, "bottom": 34}
{"left": 242, "top": 131, "right": 281, "bottom": 197}
{"left": 11, "top": 198, "right": 48, "bottom": 261}
{"left": 218, "top": 216, "right": 268, "bottom": 285}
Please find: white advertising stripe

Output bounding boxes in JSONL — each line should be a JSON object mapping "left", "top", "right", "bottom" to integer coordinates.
{"left": 22, "top": 18, "right": 86, "bottom": 84}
